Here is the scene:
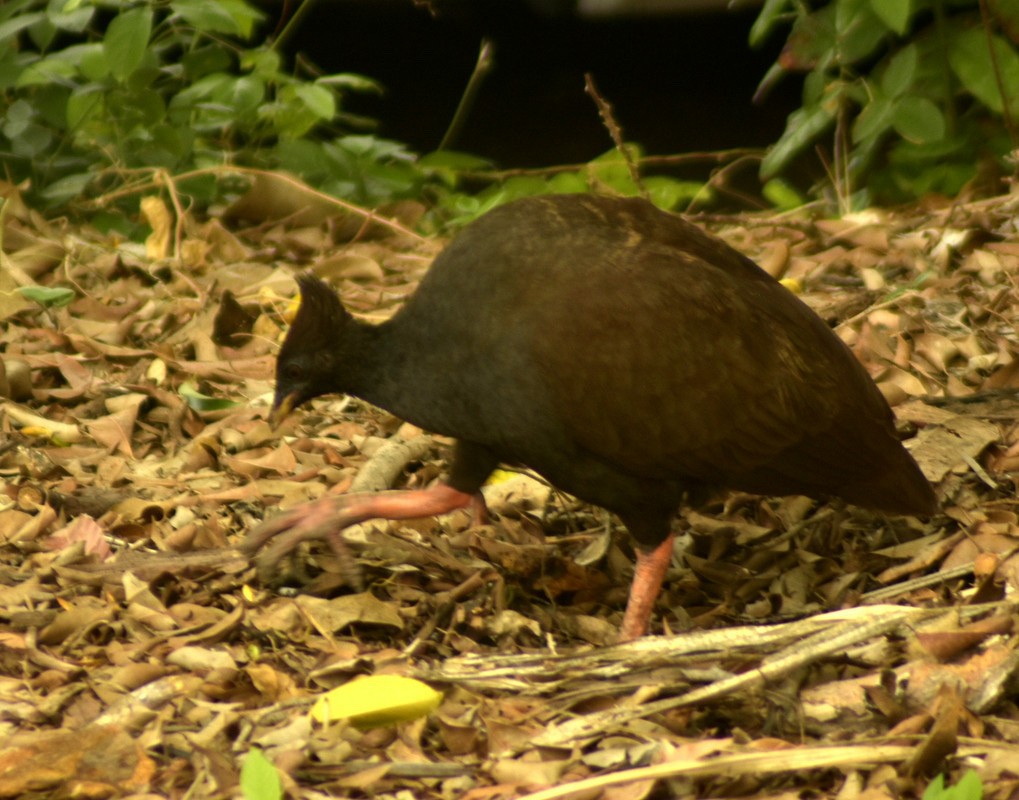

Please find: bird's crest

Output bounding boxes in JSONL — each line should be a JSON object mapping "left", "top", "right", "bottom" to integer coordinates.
{"left": 283, "top": 274, "right": 349, "bottom": 352}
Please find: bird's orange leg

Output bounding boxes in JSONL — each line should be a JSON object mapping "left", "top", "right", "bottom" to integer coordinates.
{"left": 618, "top": 531, "right": 675, "bottom": 642}
{"left": 243, "top": 483, "right": 476, "bottom": 585}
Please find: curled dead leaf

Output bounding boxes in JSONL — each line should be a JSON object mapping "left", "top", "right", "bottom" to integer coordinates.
{"left": 141, "top": 196, "right": 173, "bottom": 260}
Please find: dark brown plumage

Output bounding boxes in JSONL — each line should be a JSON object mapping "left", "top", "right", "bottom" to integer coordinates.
{"left": 249, "top": 194, "right": 936, "bottom": 640}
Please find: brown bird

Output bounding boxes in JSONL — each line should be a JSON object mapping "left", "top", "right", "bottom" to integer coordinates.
{"left": 247, "top": 194, "right": 936, "bottom": 641}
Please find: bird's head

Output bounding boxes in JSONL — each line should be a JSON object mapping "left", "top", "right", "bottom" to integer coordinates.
{"left": 270, "top": 274, "right": 352, "bottom": 427}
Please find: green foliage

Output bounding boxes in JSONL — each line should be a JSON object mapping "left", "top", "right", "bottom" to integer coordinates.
{"left": 434, "top": 145, "right": 710, "bottom": 228}
{"left": 17, "top": 285, "right": 75, "bottom": 307}
{"left": 0, "top": 0, "right": 418, "bottom": 210}
{"left": 922, "top": 770, "right": 983, "bottom": 800}
{"left": 179, "top": 381, "right": 244, "bottom": 413}
{"left": 752, "top": 0, "right": 1019, "bottom": 205}
{"left": 239, "top": 747, "right": 283, "bottom": 800}
{"left": 762, "top": 177, "right": 808, "bottom": 210}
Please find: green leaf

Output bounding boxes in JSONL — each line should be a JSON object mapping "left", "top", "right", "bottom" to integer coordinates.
{"left": 760, "top": 103, "right": 836, "bottom": 178}
{"left": 242, "top": 47, "right": 281, "bottom": 78}
{"left": 103, "top": 7, "right": 153, "bottom": 82}
{"left": 869, "top": 0, "right": 911, "bottom": 35}
{"left": 948, "top": 28, "right": 1019, "bottom": 114}
{"left": 782, "top": 6, "right": 837, "bottom": 70}
{"left": 140, "top": 123, "right": 192, "bottom": 167}
{"left": 39, "top": 172, "right": 91, "bottom": 203}
{"left": 170, "top": 72, "right": 232, "bottom": 107}
{"left": 128, "top": 87, "right": 168, "bottom": 126}
{"left": 28, "top": 16, "right": 56, "bottom": 51}
{"left": 317, "top": 72, "right": 383, "bottom": 93}
{"left": 0, "top": 12, "right": 44, "bottom": 46}
{"left": 46, "top": 0, "right": 94, "bottom": 33}
{"left": 479, "top": 175, "right": 550, "bottom": 204}
{"left": 66, "top": 87, "right": 104, "bottom": 130}
{"left": 587, "top": 145, "right": 643, "bottom": 195}
{"left": 219, "top": 0, "right": 264, "bottom": 39}
{"left": 171, "top": 0, "right": 263, "bottom": 38}
{"left": 0, "top": 0, "right": 42, "bottom": 26}
{"left": 176, "top": 173, "right": 219, "bottom": 205}
{"left": 296, "top": 83, "right": 336, "bottom": 121}
{"left": 9, "top": 122, "right": 53, "bottom": 157}
{"left": 852, "top": 94, "right": 895, "bottom": 143}
{"left": 35, "top": 82, "right": 69, "bottom": 128}
{"left": 922, "top": 772, "right": 947, "bottom": 800}
{"left": 0, "top": 53, "right": 19, "bottom": 92}
{"left": 171, "top": 0, "right": 242, "bottom": 36}
{"left": 953, "top": 769, "right": 984, "bottom": 800}
{"left": 224, "top": 74, "right": 266, "bottom": 115}
{"left": 881, "top": 43, "right": 918, "bottom": 96}
{"left": 749, "top": 0, "right": 793, "bottom": 47}
{"left": 18, "top": 285, "right": 75, "bottom": 307}
{"left": 276, "top": 137, "right": 327, "bottom": 176}
{"left": 2, "top": 98, "right": 35, "bottom": 138}
{"left": 643, "top": 175, "right": 708, "bottom": 210}
{"left": 802, "top": 67, "right": 828, "bottom": 105}
{"left": 546, "top": 171, "right": 589, "bottom": 194}
{"left": 79, "top": 44, "right": 109, "bottom": 81}
{"left": 835, "top": 0, "right": 889, "bottom": 64}
{"left": 239, "top": 748, "right": 283, "bottom": 800}
{"left": 182, "top": 44, "right": 232, "bottom": 80}
{"left": 762, "top": 178, "right": 806, "bottom": 210}
{"left": 179, "top": 382, "right": 243, "bottom": 413}
{"left": 891, "top": 96, "right": 945, "bottom": 143}
{"left": 922, "top": 769, "right": 983, "bottom": 800}
{"left": 15, "top": 55, "right": 76, "bottom": 87}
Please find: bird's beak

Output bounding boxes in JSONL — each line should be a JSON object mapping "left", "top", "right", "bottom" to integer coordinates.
{"left": 268, "top": 392, "right": 298, "bottom": 429}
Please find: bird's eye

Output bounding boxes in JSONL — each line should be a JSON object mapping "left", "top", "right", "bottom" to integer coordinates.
{"left": 282, "top": 363, "right": 304, "bottom": 382}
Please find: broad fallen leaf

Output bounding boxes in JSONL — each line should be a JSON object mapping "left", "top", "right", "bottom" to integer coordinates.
{"left": 310, "top": 675, "right": 442, "bottom": 729}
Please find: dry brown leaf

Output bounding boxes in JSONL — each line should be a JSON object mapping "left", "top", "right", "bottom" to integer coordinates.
{"left": 0, "top": 725, "right": 154, "bottom": 797}
{"left": 45, "top": 514, "right": 110, "bottom": 560}
{"left": 296, "top": 593, "right": 405, "bottom": 632}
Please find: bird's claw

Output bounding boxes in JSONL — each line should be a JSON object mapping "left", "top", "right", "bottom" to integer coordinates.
{"left": 241, "top": 496, "right": 364, "bottom": 590}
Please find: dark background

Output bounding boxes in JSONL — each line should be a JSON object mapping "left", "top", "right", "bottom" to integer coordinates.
{"left": 274, "top": 0, "right": 801, "bottom": 176}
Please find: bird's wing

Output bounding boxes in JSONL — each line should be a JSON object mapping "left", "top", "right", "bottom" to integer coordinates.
{"left": 526, "top": 246, "right": 886, "bottom": 489}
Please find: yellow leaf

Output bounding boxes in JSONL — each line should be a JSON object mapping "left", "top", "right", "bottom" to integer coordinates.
{"left": 3, "top": 404, "right": 82, "bottom": 443}
{"left": 20, "top": 426, "right": 54, "bottom": 439}
{"left": 146, "top": 358, "right": 167, "bottom": 385}
{"left": 310, "top": 675, "right": 442, "bottom": 729}
{"left": 779, "top": 277, "right": 802, "bottom": 294}
{"left": 485, "top": 469, "right": 519, "bottom": 486}
{"left": 141, "top": 196, "right": 173, "bottom": 260}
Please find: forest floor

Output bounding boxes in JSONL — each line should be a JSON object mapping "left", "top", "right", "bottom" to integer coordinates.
{"left": 1, "top": 179, "right": 1019, "bottom": 799}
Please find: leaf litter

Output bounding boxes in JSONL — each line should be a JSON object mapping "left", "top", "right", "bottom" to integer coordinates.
{"left": 2, "top": 177, "right": 1019, "bottom": 798}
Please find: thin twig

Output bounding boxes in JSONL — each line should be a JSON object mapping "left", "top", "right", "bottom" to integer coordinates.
{"left": 978, "top": 0, "right": 1018, "bottom": 165}
{"left": 439, "top": 39, "right": 495, "bottom": 150}
{"left": 403, "top": 570, "right": 499, "bottom": 658}
{"left": 584, "top": 73, "right": 647, "bottom": 199}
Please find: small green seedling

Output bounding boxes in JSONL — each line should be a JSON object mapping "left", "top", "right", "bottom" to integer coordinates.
{"left": 240, "top": 747, "right": 283, "bottom": 800}
{"left": 923, "top": 770, "right": 983, "bottom": 800}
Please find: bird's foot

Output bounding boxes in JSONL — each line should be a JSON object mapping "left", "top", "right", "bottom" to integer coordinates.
{"left": 241, "top": 494, "right": 364, "bottom": 588}
{"left": 241, "top": 483, "right": 479, "bottom": 588}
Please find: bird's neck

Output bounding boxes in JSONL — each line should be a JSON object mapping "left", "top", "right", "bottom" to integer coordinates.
{"left": 341, "top": 317, "right": 431, "bottom": 422}
{"left": 343, "top": 312, "right": 476, "bottom": 440}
